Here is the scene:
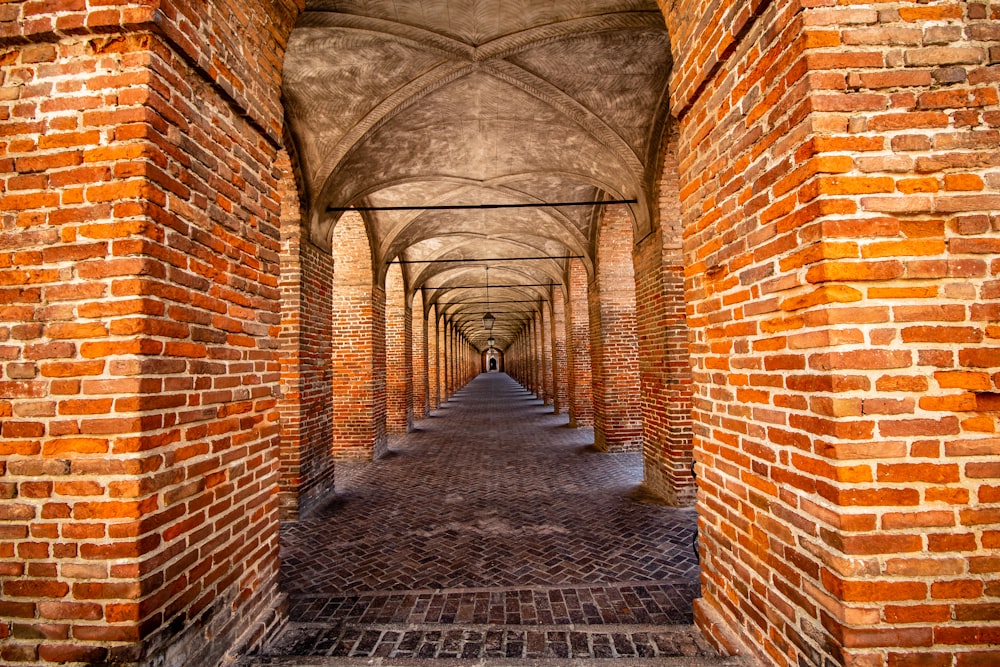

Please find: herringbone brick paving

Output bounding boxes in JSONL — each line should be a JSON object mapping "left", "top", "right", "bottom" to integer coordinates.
{"left": 249, "top": 374, "right": 727, "bottom": 663}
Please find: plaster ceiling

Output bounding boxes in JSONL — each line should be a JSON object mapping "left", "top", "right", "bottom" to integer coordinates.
{"left": 283, "top": 0, "right": 672, "bottom": 350}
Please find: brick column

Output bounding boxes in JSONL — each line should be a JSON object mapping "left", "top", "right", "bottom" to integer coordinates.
{"left": 590, "top": 205, "right": 642, "bottom": 452}
{"left": 664, "top": 1, "right": 1000, "bottom": 665}
{"left": 0, "top": 3, "right": 298, "bottom": 664}
{"left": 566, "top": 259, "right": 594, "bottom": 427}
{"left": 540, "top": 302, "right": 554, "bottom": 405}
{"left": 444, "top": 321, "right": 453, "bottom": 399}
{"left": 635, "top": 128, "right": 695, "bottom": 505}
{"left": 278, "top": 149, "right": 335, "bottom": 521}
{"left": 385, "top": 263, "right": 412, "bottom": 434}
{"left": 527, "top": 317, "right": 537, "bottom": 395}
{"left": 551, "top": 289, "right": 569, "bottom": 414}
{"left": 430, "top": 307, "right": 440, "bottom": 409}
{"left": 534, "top": 313, "right": 545, "bottom": 400}
{"left": 330, "top": 212, "right": 382, "bottom": 461}
{"left": 412, "top": 294, "right": 428, "bottom": 420}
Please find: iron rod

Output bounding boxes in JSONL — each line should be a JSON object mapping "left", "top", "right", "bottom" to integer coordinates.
{"left": 329, "top": 198, "right": 637, "bottom": 212}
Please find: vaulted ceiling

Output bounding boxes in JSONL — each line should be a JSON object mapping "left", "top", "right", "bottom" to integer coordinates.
{"left": 282, "top": 0, "right": 672, "bottom": 350}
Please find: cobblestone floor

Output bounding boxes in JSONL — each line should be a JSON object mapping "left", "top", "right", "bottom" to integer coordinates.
{"left": 252, "top": 374, "right": 717, "bottom": 663}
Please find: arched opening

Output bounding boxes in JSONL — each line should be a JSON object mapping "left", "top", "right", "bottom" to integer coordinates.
{"left": 482, "top": 347, "right": 504, "bottom": 373}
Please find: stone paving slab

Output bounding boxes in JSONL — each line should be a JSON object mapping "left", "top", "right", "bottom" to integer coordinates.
{"left": 255, "top": 374, "right": 717, "bottom": 664}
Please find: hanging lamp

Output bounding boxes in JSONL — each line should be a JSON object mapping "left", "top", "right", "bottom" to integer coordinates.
{"left": 482, "top": 266, "right": 495, "bottom": 331}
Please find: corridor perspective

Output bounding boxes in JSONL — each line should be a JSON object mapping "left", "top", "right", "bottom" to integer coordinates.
{"left": 249, "top": 373, "right": 720, "bottom": 664}
{"left": 4, "top": 2, "right": 999, "bottom": 666}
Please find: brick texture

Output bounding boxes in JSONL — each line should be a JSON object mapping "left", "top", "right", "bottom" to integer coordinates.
{"left": 329, "top": 211, "right": 386, "bottom": 461}
{"left": 590, "top": 204, "right": 643, "bottom": 453}
{"left": 663, "top": 0, "right": 1000, "bottom": 665}
{"left": 566, "top": 259, "right": 594, "bottom": 427}
{"left": 412, "top": 292, "right": 428, "bottom": 420}
{"left": 0, "top": 0, "right": 299, "bottom": 663}
{"left": 636, "top": 125, "right": 695, "bottom": 506}
{"left": 430, "top": 306, "right": 441, "bottom": 409}
{"left": 278, "top": 148, "right": 334, "bottom": 521}
{"left": 385, "top": 263, "right": 412, "bottom": 435}
{"left": 551, "top": 289, "right": 569, "bottom": 414}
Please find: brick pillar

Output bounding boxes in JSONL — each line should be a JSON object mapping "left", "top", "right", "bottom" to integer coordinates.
{"left": 635, "top": 125, "right": 694, "bottom": 506}
{"left": 440, "top": 314, "right": 447, "bottom": 403}
{"left": 566, "top": 259, "right": 594, "bottom": 427}
{"left": 412, "top": 294, "right": 428, "bottom": 420}
{"left": 330, "top": 211, "right": 383, "bottom": 461}
{"left": 590, "top": 205, "right": 642, "bottom": 452}
{"left": 278, "top": 149, "right": 335, "bottom": 521}
{"left": 664, "top": 1, "right": 1000, "bottom": 665}
{"left": 430, "top": 308, "right": 440, "bottom": 409}
{"left": 540, "top": 302, "right": 554, "bottom": 406}
{"left": 534, "top": 313, "right": 545, "bottom": 400}
{"left": 385, "top": 263, "right": 412, "bottom": 434}
{"left": 510, "top": 333, "right": 520, "bottom": 384}
{"left": 0, "top": 3, "right": 298, "bottom": 664}
{"left": 551, "top": 288, "right": 569, "bottom": 414}
{"left": 526, "top": 318, "right": 536, "bottom": 395}
{"left": 444, "top": 321, "right": 452, "bottom": 399}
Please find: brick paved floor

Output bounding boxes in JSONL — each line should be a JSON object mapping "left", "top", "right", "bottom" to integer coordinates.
{"left": 249, "top": 374, "right": 721, "bottom": 663}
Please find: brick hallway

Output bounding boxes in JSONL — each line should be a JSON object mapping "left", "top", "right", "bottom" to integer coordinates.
{"left": 246, "top": 373, "right": 728, "bottom": 663}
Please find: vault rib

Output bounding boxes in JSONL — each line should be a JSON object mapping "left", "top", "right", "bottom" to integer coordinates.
{"left": 296, "top": 11, "right": 475, "bottom": 59}
{"left": 473, "top": 10, "right": 664, "bottom": 62}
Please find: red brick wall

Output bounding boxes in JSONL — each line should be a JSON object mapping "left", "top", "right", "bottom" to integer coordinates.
{"left": 664, "top": 1, "right": 1000, "bottom": 665}
{"left": 529, "top": 320, "right": 539, "bottom": 394}
{"left": 590, "top": 205, "right": 643, "bottom": 452}
{"left": 412, "top": 292, "right": 428, "bottom": 420}
{"left": 385, "top": 263, "right": 412, "bottom": 434}
{"left": 0, "top": 0, "right": 299, "bottom": 662}
{"left": 540, "top": 303, "right": 554, "bottom": 404}
{"left": 635, "top": 126, "right": 695, "bottom": 505}
{"left": 551, "top": 288, "right": 569, "bottom": 414}
{"left": 430, "top": 307, "right": 440, "bottom": 409}
{"left": 329, "top": 211, "right": 387, "bottom": 460}
{"left": 277, "top": 149, "right": 334, "bottom": 521}
{"left": 565, "top": 259, "right": 594, "bottom": 427}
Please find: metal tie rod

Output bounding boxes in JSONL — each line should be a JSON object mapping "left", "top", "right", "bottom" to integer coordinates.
{"left": 328, "top": 198, "right": 637, "bottom": 212}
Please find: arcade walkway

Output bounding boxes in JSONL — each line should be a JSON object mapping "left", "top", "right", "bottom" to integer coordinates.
{"left": 247, "top": 374, "right": 734, "bottom": 664}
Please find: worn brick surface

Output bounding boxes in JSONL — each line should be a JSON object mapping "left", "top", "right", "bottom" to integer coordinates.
{"left": 662, "top": 1, "right": 1000, "bottom": 665}
{"left": 0, "top": 2, "right": 299, "bottom": 664}
{"left": 278, "top": 147, "right": 335, "bottom": 522}
{"left": 590, "top": 205, "right": 643, "bottom": 454}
